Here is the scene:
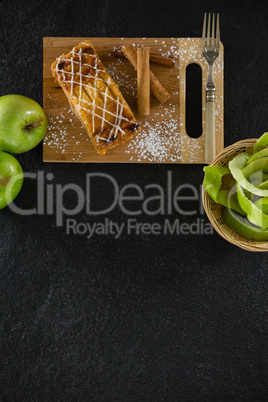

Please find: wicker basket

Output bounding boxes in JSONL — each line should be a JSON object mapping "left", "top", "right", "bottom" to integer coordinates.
{"left": 202, "top": 138, "right": 268, "bottom": 252}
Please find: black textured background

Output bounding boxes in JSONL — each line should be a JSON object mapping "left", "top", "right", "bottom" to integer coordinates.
{"left": 1, "top": 0, "right": 268, "bottom": 400}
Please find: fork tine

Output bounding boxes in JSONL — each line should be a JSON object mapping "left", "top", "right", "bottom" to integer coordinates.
{"left": 216, "top": 13, "right": 220, "bottom": 48}
{"left": 207, "top": 13, "right": 211, "bottom": 44}
{"left": 202, "top": 13, "right": 207, "bottom": 47}
{"left": 212, "top": 13, "right": 215, "bottom": 45}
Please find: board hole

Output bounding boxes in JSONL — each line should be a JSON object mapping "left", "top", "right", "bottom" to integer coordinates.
{"left": 186, "top": 63, "right": 203, "bottom": 138}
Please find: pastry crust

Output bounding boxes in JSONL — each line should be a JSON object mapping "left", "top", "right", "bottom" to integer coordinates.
{"left": 51, "top": 40, "right": 139, "bottom": 155}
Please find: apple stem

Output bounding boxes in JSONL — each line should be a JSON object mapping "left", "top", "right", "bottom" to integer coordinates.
{"left": 23, "top": 117, "right": 43, "bottom": 133}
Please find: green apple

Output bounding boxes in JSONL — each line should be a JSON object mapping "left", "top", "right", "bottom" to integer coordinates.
{"left": 0, "top": 94, "right": 47, "bottom": 154}
{"left": 0, "top": 151, "right": 23, "bottom": 209}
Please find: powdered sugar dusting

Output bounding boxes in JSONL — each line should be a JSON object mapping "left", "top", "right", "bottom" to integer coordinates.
{"left": 126, "top": 105, "right": 182, "bottom": 162}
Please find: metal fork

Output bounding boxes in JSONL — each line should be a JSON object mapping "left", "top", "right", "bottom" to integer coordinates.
{"left": 202, "top": 13, "right": 220, "bottom": 164}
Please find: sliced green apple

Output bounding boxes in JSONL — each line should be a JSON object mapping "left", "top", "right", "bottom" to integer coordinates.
{"left": 254, "top": 197, "right": 268, "bottom": 215}
{"left": 229, "top": 153, "right": 268, "bottom": 197}
{"left": 247, "top": 147, "right": 268, "bottom": 165}
{"left": 203, "top": 165, "right": 244, "bottom": 214}
{"left": 254, "top": 132, "right": 268, "bottom": 153}
{"left": 223, "top": 207, "right": 268, "bottom": 241}
{"left": 236, "top": 183, "right": 268, "bottom": 230}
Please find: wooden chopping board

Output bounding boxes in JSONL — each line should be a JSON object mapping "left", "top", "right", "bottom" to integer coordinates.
{"left": 43, "top": 37, "right": 224, "bottom": 163}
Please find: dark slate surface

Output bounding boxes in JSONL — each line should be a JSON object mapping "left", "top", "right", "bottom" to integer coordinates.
{"left": 1, "top": 0, "right": 268, "bottom": 400}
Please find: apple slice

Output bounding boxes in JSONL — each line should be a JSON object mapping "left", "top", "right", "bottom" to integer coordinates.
{"left": 223, "top": 207, "right": 268, "bottom": 241}
{"left": 0, "top": 95, "right": 47, "bottom": 154}
{"left": 254, "top": 132, "right": 268, "bottom": 153}
{"left": 0, "top": 151, "right": 23, "bottom": 209}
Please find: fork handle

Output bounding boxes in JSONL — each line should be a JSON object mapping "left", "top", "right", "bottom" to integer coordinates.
{"left": 205, "top": 98, "right": 216, "bottom": 164}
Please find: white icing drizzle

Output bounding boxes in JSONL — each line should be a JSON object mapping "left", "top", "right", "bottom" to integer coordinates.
{"left": 102, "top": 79, "right": 109, "bottom": 131}
{"left": 92, "top": 55, "right": 98, "bottom": 134}
{"left": 71, "top": 47, "right": 74, "bottom": 96}
{"left": 55, "top": 43, "right": 136, "bottom": 144}
{"left": 78, "top": 48, "right": 83, "bottom": 108}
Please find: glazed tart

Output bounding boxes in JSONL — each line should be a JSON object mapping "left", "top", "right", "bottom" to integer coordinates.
{"left": 51, "top": 40, "right": 139, "bottom": 155}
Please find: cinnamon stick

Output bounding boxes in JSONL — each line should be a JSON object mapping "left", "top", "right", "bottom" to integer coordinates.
{"left": 113, "top": 46, "right": 176, "bottom": 67}
{"left": 121, "top": 44, "right": 171, "bottom": 104}
{"left": 137, "top": 47, "right": 150, "bottom": 116}
{"left": 149, "top": 52, "right": 176, "bottom": 67}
